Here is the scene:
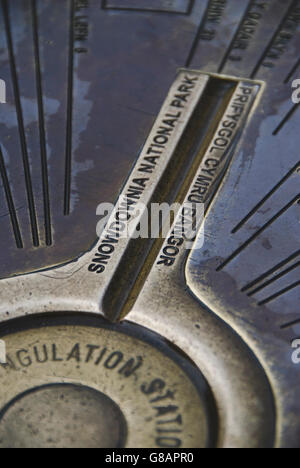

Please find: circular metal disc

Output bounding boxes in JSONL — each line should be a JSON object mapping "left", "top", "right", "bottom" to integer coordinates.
{"left": 0, "top": 314, "right": 217, "bottom": 448}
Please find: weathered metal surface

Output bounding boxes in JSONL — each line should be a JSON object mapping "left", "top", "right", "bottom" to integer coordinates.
{"left": 0, "top": 0, "right": 299, "bottom": 448}
{"left": 0, "top": 315, "right": 217, "bottom": 448}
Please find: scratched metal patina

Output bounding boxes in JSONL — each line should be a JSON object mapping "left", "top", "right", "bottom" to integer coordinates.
{"left": 186, "top": 0, "right": 300, "bottom": 449}
{"left": 0, "top": 0, "right": 210, "bottom": 278}
{"left": 0, "top": 0, "right": 299, "bottom": 448}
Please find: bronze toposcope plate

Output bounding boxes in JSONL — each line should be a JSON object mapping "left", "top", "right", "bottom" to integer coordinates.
{"left": 0, "top": 0, "right": 299, "bottom": 449}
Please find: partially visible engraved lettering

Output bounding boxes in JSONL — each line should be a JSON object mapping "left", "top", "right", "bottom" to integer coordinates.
{"left": 199, "top": 0, "right": 227, "bottom": 41}
{"left": 228, "top": 1, "right": 269, "bottom": 63}
{"left": 262, "top": 3, "right": 300, "bottom": 70}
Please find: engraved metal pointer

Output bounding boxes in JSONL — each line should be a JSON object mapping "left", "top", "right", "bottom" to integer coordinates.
{"left": 0, "top": 70, "right": 276, "bottom": 447}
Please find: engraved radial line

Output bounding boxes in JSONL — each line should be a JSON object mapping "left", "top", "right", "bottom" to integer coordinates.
{"left": 273, "top": 103, "right": 300, "bottom": 136}
{"left": 0, "top": 146, "right": 23, "bottom": 249}
{"left": 248, "top": 261, "right": 300, "bottom": 297}
{"left": 217, "top": 0, "right": 253, "bottom": 74}
{"left": 258, "top": 280, "right": 300, "bottom": 306}
{"left": 242, "top": 249, "right": 300, "bottom": 292}
{"left": 185, "top": 0, "right": 216, "bottom": 67}
{"left": 187, "top": 0, "right": 195, "bottom": 16}
{"left": 100, "top": 76, "right": 260, "bottom": 321}
{"left": 281, "top": 318, "right": 300, "bottom": 329}
{"left": 102, "top": 0, "right": 194, "bottom": 14}
{"left": 217, "top": 193, "right": 300, "bottom": 271}
{"left": 232, "top": 161, "right": 300, "bottom": 233}
{"left": 31, "top": 0, "right": 52, "bottom": 246}
{"left": 250, "top": 0, "right": 299, "bottom": 79}
{"left": 2, "top": 0, "right": 39, "bottom": 246}
{"left": 284, "top": 57, "right": 300, "bottom": 83}
{"left": 102, "top": 6, "right": 185, "bottom": 14}
{"left": 64, "top": 0, "right": 75, "bottom": 216}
